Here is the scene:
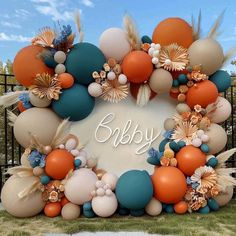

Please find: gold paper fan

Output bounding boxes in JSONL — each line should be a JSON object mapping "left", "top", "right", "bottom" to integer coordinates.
{"left": 30, "top": 73, "right": 61, "bottom": 100}
{"left": 101, "top": 79, "right": 128, "bottom": 103}
{"left": 32, "top": 27, "right": 56, "bottom": 48}
{"left": 159, "top": 43, "right": 189, "bottom": 71}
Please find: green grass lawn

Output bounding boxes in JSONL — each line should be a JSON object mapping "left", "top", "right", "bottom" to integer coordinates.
{"left": 0, "top": 201, "right": 235, "bottom": 236}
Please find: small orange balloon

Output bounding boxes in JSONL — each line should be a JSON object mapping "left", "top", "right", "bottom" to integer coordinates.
{"left": 174, "top": 201, "right": 188, "bottom": 214}
{"left": 122, "top": 51, "right": 153, "bottom": 83}
{"left": 61, "top": 197, "right": 70, "bottom": 207}
{"left": 176, "top": 145, "right": 206, "bottom": 176}
{"left": 13, "top": 45, "right": 54, "bottom": 87}
{"left": 17, "top": 101, "right": 26, "bottom": 113}
{"left": 186, "top": 80, "right": 218, "bottom": 108}
{"left": 58, "top": 73, "right": 74, "bottom": 89}
{"left": 152, "top": 18, "right": 193, "bottom": 48}
{"left": 44, "top": 202, "right": 61, "bottom": 217}
{"left": 152, "top": 166, "right": 187, "bottom": 204}
{"left": 45, "top": 149, "right": 74, "bottom": 180}
{"left": 130, "top": 83, "right": 157, "bottom": 100}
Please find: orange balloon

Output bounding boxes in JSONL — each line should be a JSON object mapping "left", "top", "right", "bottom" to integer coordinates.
{"left": 61, "top": 197, "right": 70, "bottom": 207}
{"left": 151, "top": 166, "right": 187, "bottom": 204}
{"left": 174, "top": 201, "right": 188, "bottom": 214}
{"left": 130, "top": 83, "right": 157, "bottom": 100}
{"left": 58, "top": 73, "right": 74, "bottom": 89}
{"left": 17, "top": 101, "right": 26, "bottom": 113}
{"left": 186, "top": 80, "right": 218, "bottom": 108}
{"left": 44, "top": 202, "right": 61, "bottom": 217}
{"left": 13, "top": 45, "right": 54, "bottom": 87}
{"left": 176, "top": 145, "right": 206, "bottom": 176}
{"left": 45, "top": 149, "right": 74, "bottom": 180}
{"left": 122, "top": 51, "right": 153, "bottom": 83}
{"left": 152, "top": 18, "right": 193, "bottom": 48}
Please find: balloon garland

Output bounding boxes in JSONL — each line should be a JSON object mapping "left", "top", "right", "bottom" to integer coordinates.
{"left": 0, "top": 12, "right": 236, "bottom": 219}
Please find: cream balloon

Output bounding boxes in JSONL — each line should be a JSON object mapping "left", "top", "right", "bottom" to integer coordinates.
{"left": 91, "top": 193, "right": 118, "bottom": 217}
{"left": 101, "top": 173, "right": 118, "bottom": 191}
{"left": 176, "top": 103, "right": 191, "bottom": 114}
{"left": 61, "top": 203, "right": 81, "bottom": 220}
{"left": 99, "top": 28, "right": 131, "bottom": 62}
{"left": 145, "top": 197, "right": 162, "bottom": 216}
{"left": 164, "top": 118, "right": 175, "bottom": 130}
{"left": 205, "top": 123, "right": 227, "bottom": 154}
{"left": 14, "top": 108, "right": 61, "bottom": 148}
{"left": 213, "top": 186, "right": 234, "bottom": 207}
{"left": 64, "top": 168, "right": 98, "bottom": 205}
{"left": 29, "top": 91, "right": 51, "bottom": 108}
{"left": 188, "top": 38, "right": 224, "bottom": 75}
{"left": 1, "top": 176, "right": 45, "bottom": 217}
{"left": 149, "top": 69, "right": 173, "bottom": 94}
{"left": 55, "top": 63, "right": 66, "bottom": 74}
{"left": 207, "top": 97, "right": 232, "bottom": 123}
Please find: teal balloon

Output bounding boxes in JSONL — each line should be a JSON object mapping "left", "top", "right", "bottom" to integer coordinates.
{"left": 207, "top": 198, "right": 219, "bottom": 211}
{"left": 169, "top": 141, "right": 180, "bottom": 152}
{"left": 209, "top": 70, "right": 231, "bottom": 92}
{"left": 118, "top": 208, "right": 130, "bottom": 215}
{"left": 116, "top": 170, "right": 153, "bottom": 210}
{"left": 141, "top": 35, "right": 152, "bottom": 44}
{"left": 198, "top": 205, "right": 210, "bottom": 214}
{"left": 172, "top": 79, "right": 179, "bottom": 87}
{"left": 130, "top": 209, "right": 145, "bottom": 216}
{"left": 44, "top": 55, "right": 57, "bottom": 68}
{"left": 65, "top": 42, "right": 106, "bottom": 85}
{"left": 159, "top": 139, "right": 169, "bottom": 152}
{"left": 177, "top": 141, "right": 186, "bottom": 149}
{"left": 83, "top": 210, "right": 96, "bottom": 218}
{"left": 40, "top": 175, "right": 50, "bottom": 185}
{"left": 83, "top": 202, "right": 92, "bottom": 211}
{"left": 52, "top": 84, "right": 95, "bottom": 121}
{"left": 165, "top": 205, "right": 174, "bottom": 213}
{"left": 178, "top": 74, "right": 188, "bottom": 84}
{"left": 200, "top": 144, "right": 209, "bottom": 153}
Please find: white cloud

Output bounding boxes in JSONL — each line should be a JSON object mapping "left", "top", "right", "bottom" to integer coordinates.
{"left": 31, "top": 0, "right": 76, "bottom": 21}
{"left": 1, "top": 21, "right": 21, "bottom": 29}
{"left": 15, "top": 9, "right": 31, "bottom": 18}
{"left": 0, "top": 32, "right": 31, "bottom": 43}
{"left": 81, "top": 0, "right": 94, "bottom": 7}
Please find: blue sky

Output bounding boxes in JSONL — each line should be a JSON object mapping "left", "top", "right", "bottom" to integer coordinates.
{"left": 0, "top": 0, "right": 236, "bottom": 71}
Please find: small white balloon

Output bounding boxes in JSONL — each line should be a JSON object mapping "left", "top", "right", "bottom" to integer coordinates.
{"left": 55, "top": 63, "right": 66, "bottom": 74}
{"left": 201, "top": 134, "right": 209, "bottom": 143}
{"left": 191, "top": 138, "right": 202, "bottom": 147}
{"left": 105, "top": 189, "right": 112, "bottom": 196}
{"left": 59, "top": 144, "right": 65, "bottom": 149}
{"left": 152, "top": 50, "right": 159, "bottom": 57}
{"left": 152, "top": 57, "right": 159, "bottom": 65}
{"left": 118, "top": 74, "right": 127, "bottom": 84}
{"left": 145, "top": 198, "right": 162, "bottom": 216}
{"left": 88, "top": 83, "right": 103, "bottom": 97}
{"left": 154, "top": 44, "right": 161, "bottom": 50}
{"left": 150, "top": 43, "right": 155, "bottom": 48}
{"left": 165, "top": 59, "right": 172, "bottom": 65}
{"left": 101, "top": 173, "right": 118, "bottom": 191}
{"left": 197, "top": 130, "right": 205, "bottom": 138}
{"left": 65, "top": 138, "right": 77, "bottom": 151}
{"left": 148, "top": 47, "right": 154, "bottom": 56}
{"left": 95, "top": 180, "right": 104, "bottom": 189}
{"left": 96, "top": 187, "right": 105, "bottom": 196}
{"left": 71, "top": 149, "right": 80, "bottom": 156}
{"left": 79, "top": 150, "right": 88, "bottom": 158}
{"left": 107, "top": 71, "right": 116, "bottom": 80}
{"left": 54, "top": 51, "right": 67, "bottom": 64}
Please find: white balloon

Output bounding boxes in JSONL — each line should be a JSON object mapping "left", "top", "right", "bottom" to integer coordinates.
{"left": 61, "top": 203, "right": 80, "bottom": 220}
{"left": 65, "top": 168, "right": 98, "bottom": 205}
{"left": 99, "top": 28, "right": 131, "bottom": 62}
{"left": 92, "top": 193, "right": 118, "bottom": 217}
{"left": 54, "top": 51, "right": 66, "bottom": 64}
{"left": 208, "top": 97, "right": 232, "bottom": 123}
{"left": 145, "top": 198, "right": 162, "bottom": 216}
{"left": 55, "top": 64, "right": 66, "bottom": 74}
{"left": 101, "top": 173, "right": 118, "bottom": 191}
{"left": 88, "top": 83, "right": 103, "bottom": 97}
{"left": 213, "top": 186, "right": 234, "bottom": 207}
{"left": 29, "top": 91, "right": 51, "bottom": 108}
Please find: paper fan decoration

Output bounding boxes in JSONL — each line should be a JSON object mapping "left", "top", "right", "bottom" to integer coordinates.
{"left": 32, "top": 27, "right": 56, "bottom": 48}
{"left": 30, "top": 73, "right": 61, "bottom": 100}
{"left": 159, "top": 43, "right": 189, "bottom": 71}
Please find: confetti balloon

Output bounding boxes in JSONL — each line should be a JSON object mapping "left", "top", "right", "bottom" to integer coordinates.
{"left": 45, "top": 149, "right": 74, "bottom": 180}
{"left": 64, "top": 168, "right": 98, "bottom": 205}
{"left": 14, "top": 107, "right": 61, "bottom": 148}
{"left": 99, "top": 28, "right": 131, "bottom": 62}
{"left": 65, "top": 43, "right": 106, "bottom": 85}
{"left": 13, "top": 45, "right": 54, "bottom": 87}
{"left": 176, "top": 145, "right": 206, "bottom": 176}
{"left": 152, "top": 18, "right": 193, "bottom": 48}
{"left": 186, "top": 80, "right": 218, "bottom": 108}
{"left": 188, "top": 38, "right": 224, "bottom": 75}
{"left": 1, "top": 176, "right": 45, "bottom": 217}
{"left": 149, "top": 69, "right": 173, "bottom": 94}
{"left": 52, "top": 84, "right": 95, "bottom": 121}
{"left": 204, "top": 124, "right": 227, "bottom": 154}
{"left": 207, "top": 97, "right": 232, "bottom": 123}
{"left": 152, "top": 166, "right": 187, "bottom": 204}
{"left": 122, "top": 51, "right": 153, "bottom": 83}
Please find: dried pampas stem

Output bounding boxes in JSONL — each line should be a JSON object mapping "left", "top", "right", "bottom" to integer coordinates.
{"left": 222, "top": 47, "right": 236, "bottom": 67}
{"left": 50, "top": 119, "right": 71, "bottom": 148}
{"left": 192, "top": 10, "right": 202, "bottom": 41}
{"left": 208, "top": 10, "right": 225, "bottom": 38}
{"left": 136, "top": 84, "right": 151, "bottom": 107}
{"left": 0, "top": 91, "right": 28, "bottom": 108}
{"left": 216, "top": 148, "right": 236, "bottom": 168}
{"left": 6, "top": 166, "right": 33, "bottom": 178}
{"left": 7, "top": 110, "right": 18, "bottom": 126}
{"left": 123, "top": 14, "right": 141, "bottom": 50}
{"left": 74, "top": 10, "right": 84, "bottom": 43}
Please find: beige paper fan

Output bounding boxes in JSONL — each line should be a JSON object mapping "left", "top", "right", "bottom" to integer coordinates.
{"left": 32, "top": 27, "right": 56, "bottom": 48}
{"left": 159, "top": 43, "right": 189, "bottom": 71}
